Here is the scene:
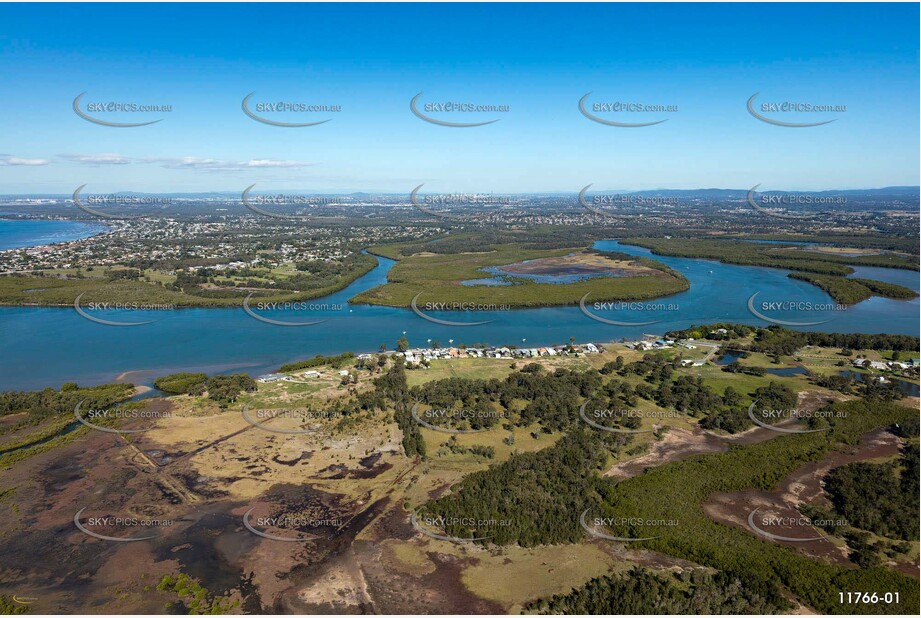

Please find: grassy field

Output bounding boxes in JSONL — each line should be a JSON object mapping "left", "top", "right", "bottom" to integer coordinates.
{"left": 462, "top": 543, "right": 631, "bottom": 613}
{"left": 405, "top": 358, "right": 520, "bottom": 387}
{"left": 351, "top": 244, "right": 688, "bottom": 308}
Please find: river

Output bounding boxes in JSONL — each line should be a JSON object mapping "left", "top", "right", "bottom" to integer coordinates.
{"left": 0, "top": 238, "right": 917, "bottom": 391}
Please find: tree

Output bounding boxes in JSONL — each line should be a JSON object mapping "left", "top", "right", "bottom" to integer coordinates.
{"left": 396, "top": 336, "right": 409, "bottom": 352}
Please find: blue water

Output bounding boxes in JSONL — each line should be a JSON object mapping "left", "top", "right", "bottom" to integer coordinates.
{"left": 742, "top": 239, "right": 816, "bottom": 246}
{"left": 714, "top": 353, "right": 743, "bottom": 365}
{"left": 471, "top": 263, "right": 624, "bottom": 285}
{"left": 461, "top": 277, "right": 512, "bottom": 287}
{"left": 714, "top": 353, "right": 807, "bottom": 376}
{"left": 0, "top": 219, "right": 107, "bottom": 250}
{"left": 766, "top": 366, "right": 809, "bottom": 377}
{"left": 839, "top": 370, "right": 920, "bottom": 397}
{"left": 0, "top": 239, "right": 917, "bottom": 391}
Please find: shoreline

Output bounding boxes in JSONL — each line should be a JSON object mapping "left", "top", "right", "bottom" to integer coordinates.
{"left": 0, "top": 218, "right": 111, "bottom": 252}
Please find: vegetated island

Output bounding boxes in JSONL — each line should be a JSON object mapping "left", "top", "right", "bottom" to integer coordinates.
{"left": 619, "top": 237, "right": 918, "bottom": 304}
{"left": 351, "top": 241, "right": 689, "bottom": 308}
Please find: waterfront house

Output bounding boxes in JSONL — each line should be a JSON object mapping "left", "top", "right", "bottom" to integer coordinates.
{"left": 257, "top": 373, "right": 289, "bottom": 383}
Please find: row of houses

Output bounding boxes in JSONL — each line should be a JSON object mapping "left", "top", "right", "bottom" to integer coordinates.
{"left": 624, "top": 338, "right": 675, "bottom": 351}
{"left": 851, "top": 358, "right": 921, "bottom": 372}
{"left": 401, "top": 343, "right": 602, "bottom": 365}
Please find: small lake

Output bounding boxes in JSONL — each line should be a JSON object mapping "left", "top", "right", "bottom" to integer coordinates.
{"left": 838, "top": 370, "right": 920, "bottom": 397}
{"left": 714, "top": 353, "right": 809, "bottom": 377}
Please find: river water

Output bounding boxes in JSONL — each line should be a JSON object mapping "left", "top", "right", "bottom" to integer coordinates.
{"left": 0, "top": 236, "right": 917, "bottom": 391}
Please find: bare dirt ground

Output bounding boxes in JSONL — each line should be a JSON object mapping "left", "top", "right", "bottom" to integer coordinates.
{"left": 605, "top": 390, "right": 845, "bottom": 480}
{"left": 703, "top": 428, "right": 915, "bottom": 575}
{"left": 496, "top": 251, "right": 657, "bottom": 277}
{"left": 0, "top": 393, "right": 413, "bottom": 614}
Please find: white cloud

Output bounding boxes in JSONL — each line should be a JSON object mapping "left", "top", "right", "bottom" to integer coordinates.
{"left": 139, "top": 157, "right": 316, "bottom": 172}
{"left": 246, "top": 159, "right": 313, "bottom": 168}
{"left": 0, "top": 154, "right": 51, "bottom": 166}
{"left": 59, "top": 153, "right": 132, "bottom": 165}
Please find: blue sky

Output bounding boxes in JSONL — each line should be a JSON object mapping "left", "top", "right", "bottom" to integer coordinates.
{"left": 0, "top": 2, "right": 918, "bottom": 194}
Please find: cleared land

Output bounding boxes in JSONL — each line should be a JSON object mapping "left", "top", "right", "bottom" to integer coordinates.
{"left": 1, "top": 335, "right": 917, "bottom": 614}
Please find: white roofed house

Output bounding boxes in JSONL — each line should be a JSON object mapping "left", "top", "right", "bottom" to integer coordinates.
{"left": 257, "top": 373, "right": 289, "bottom": 383}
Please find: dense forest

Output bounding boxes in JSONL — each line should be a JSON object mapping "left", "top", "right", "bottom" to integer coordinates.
{"left": 788, "top": 272, "right": 916, "bottom": 305}
{"left": 620, "top": 237, "right": 919, "bottom": 273}
{"left": 0, "top": 382, "right": 135, "bottom": 438}
{"left": 374, "top": 358, "right": 425, "bottom": 458}
{"left": 667, "top": 323, "right": 920, "bottom": 354}
{"left": 824, "top": 444, "right": 920, "bottom": 541}
{"left": 152, "top": 372, "right": 256, "bottom": 406}
{"left": 417, "top": 430, "right": 626, "bottom": 546}
{"left": 278, "top": 352, "right": 356, "bottom": 373}
{"left": 529, "top": 566, "right": 789, "bottom": 615}
{"left": 589, "top": 399, "right": 919, "bottom": 615}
